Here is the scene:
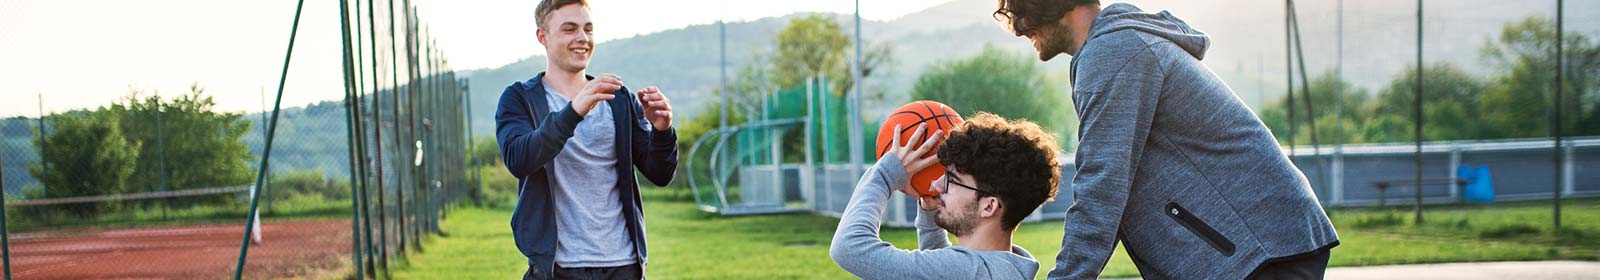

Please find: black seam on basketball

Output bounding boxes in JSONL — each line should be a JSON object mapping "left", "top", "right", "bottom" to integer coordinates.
{"left": 941, "top": 106, "right": 958, "bottom": 129}
{"left": 917, "top": 101, "right": 936, "bottom": 119}
{"left": 882, "top": 116, "right": 937, "bottom": 154}
{"left": 902, "top": 117, "right": 934, "bottom": 141}
{"left": 890, "top": 110, "right": 927, "bottom": 120}
{"left": 880, "top": 103, "right": 957, "bottom": 155}
{"left": 885, "top": 114, "right": 956, "bottom": 140}
{"left": 897, "top": 114, "right": 954, "bottom": 133}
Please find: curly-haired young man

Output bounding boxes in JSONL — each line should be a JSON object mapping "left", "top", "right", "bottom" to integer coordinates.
{"left": 831, "top": 113, "right": 1061, "bottom": 279}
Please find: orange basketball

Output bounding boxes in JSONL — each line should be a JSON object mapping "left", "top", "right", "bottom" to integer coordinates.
{"left": 875, "top": 100, "right": 963, "bottom": 197}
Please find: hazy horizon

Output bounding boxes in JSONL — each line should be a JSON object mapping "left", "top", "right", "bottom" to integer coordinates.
{"left": 0, "top": 0, "right": 952, "bottom": 118}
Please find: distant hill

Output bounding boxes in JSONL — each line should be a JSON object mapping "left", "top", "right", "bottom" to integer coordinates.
{"left": 8, "top": 0, "right": 1596, "bottom": 195}
{"left": 462, "top": 0, "right": 1600, "bottom": 138}
{"left": 2, "top": 117, "right": 42, "bottom": 194}
{"left": 460, "top": 1, "right": 1075, "bottom": 136}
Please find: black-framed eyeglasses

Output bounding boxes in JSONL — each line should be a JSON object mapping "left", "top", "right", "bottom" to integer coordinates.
{"left": 943, "top": 170, "right": 987, "bottom": 196}
{"left": 942, "top": 170, "right": 1003, "bottom": 209}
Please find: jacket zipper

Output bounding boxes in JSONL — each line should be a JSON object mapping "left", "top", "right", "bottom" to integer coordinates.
{"left": 1166, "top": 202, "right": 1235, "bottom": 257}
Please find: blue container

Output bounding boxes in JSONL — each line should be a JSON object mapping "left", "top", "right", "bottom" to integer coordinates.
{"left": 1459, "top": 165, "right": 1495, "bottom": 203}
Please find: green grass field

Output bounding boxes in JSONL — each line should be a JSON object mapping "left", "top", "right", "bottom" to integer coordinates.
{"left": 393, "top": 188, "right": 1598, "bottom": 279}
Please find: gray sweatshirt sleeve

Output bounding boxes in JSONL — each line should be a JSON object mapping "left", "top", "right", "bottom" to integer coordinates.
{"left": 915, "top": 208, "right": 951, "bottom": 250}
{"left": 1047, "top": 46, "right": 1166, "bottom": 280}
{"left": 830, "top": 154, "right": 981, "bottom": 280}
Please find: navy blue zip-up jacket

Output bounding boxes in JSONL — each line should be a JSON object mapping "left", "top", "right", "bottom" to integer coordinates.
{"left": 495, "top": 72, "right": 678, "bottom": 279}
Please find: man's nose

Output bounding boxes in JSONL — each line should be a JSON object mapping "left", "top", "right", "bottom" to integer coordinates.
{"left": 575, "top": 31, "right": 590, "bottom": 43}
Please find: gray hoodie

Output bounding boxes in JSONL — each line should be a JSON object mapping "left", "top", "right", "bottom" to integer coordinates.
{"left": 831, "top": 154, "right": 1039, "bottom": 279}
{"left": 1047, "top": 3, "right": 1339, "bottom": 279}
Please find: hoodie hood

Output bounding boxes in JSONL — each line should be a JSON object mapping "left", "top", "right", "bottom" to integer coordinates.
{"left": 972, "top": 245, "right": 1041, "bottom": 279}
{"left": 1084, "top": 3, "right": 1211, "bottom": 60}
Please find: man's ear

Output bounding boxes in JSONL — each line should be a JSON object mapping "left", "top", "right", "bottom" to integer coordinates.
{"left": 536, "top": 28, "right": 547, "bottom": 46}
{"left": 980, "top": 197, "right": 1002, "bottom": 218}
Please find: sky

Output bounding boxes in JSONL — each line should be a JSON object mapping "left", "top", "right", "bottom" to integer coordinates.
{"left": 0, "top": 0, "right": 952, "bottom": 117}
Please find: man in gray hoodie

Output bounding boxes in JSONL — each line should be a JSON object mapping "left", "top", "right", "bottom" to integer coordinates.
{"left": 831, "top": 113, "right": 1062, "bottom": 279}
{"left": 992, "top": 1, "right": 1340, "bottom": 279}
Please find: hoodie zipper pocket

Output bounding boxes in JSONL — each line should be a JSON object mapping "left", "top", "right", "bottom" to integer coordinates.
{"left": 1166, "top": 202, "right": 1235, "bottom": 257}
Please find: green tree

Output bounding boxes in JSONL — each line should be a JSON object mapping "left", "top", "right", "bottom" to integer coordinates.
{"left": 263, "top": 169, "right": 349, "bottom": 213}
{"left": 666, "top": 100, "right": 747, "bottom": 201}
{"left": 1272, "top": 64, "right": 1485, "bottom": 144}
{"left": 470, "top": 136, "right": 499, "bottom": 168}
{"left": 909, "top": 45, "right": 1070, "bottom": 146}
{"left": 28, "top": 111, "right": 140, "bottom": 217}
{"left": 1365, "top": 63, "right": 1486, "bottom": 142}
{"left": 1478, "top": 16, "right": 1600, "bottom": 138}
{"left": 676, "top": 99, "right": 748, "bottom": 155}
{"left": 769, "top": 14, "right": 893, "bottom": 97}
{"left": 1260, "top": 70, "right": 1370, "bottom": 145}
{"left": 725, "top": 54, "right": 776, "bottom": 118}
{"left": 107, "top": 84, "right": 254, "bottom": 206}
{"left": 771, "top": 15, "right": 847, "bottom": 90}
{"left": 733, "top": 14, "right": 894, "bottom": 163}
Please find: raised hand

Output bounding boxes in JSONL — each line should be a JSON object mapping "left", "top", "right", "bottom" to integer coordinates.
{"left": 637, "top": 86, "right": 673, "bottom": 130}
{"left": 890, "top": 123, "right": 942, "bottom": 198}
{"left": 573, "top": 73, "right": 622, "bottom": 116}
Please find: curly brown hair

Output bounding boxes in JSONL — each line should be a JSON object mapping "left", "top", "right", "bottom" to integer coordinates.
{"left": 535, "top": 0, "right": 588, "bottom": 29}
{"left": 937, "top": 112, "right": 1061, "bottom": 232}
{"left": 993, "top": 0, "right": 1099, "bottom": 37}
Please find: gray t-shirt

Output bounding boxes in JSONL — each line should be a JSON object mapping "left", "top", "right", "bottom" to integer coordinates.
{"left": 543, "top": 82, "right": 636, "bottom": 268}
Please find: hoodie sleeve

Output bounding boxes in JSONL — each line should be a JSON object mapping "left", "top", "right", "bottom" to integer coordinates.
{"left": 495, "top": 82, "right": 584, "bottom": 178}
{"left": 915, "top": 207, "right": 951, "bottom": 250}
{"left": 1047, "top": 45, "right": 1166, "bottom": 280}
{"left": 626, "top": 87, "right": 679, "bottom": 187}
{"left": 830, "top": 154, "right": 981, "bottom": 280}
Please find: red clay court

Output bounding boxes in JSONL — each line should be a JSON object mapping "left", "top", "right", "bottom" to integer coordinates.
{"left": 7, "top": 219, "right": 351, "bottom": 279}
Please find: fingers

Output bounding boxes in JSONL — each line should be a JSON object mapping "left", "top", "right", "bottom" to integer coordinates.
{"left": 647, "top": 109, "right": 672, "bottom": 120}
{"left": 901, "top": 124, "right": 932, "bottom": 160}
{"left": 645, "top": 101, "right": 672, "bottom": 111}
{"left": 587, "top": 81, "right": 620, "bottom": 101}
{"left": 903, "top": 123, "right": 927, "bottom": 150}
{"left": 588, "top": 83, "right": 621, "bottom": 96}
{"left": 636, "top": 87, "right": 653, "bottom": 100}
{"left": 908, "top": 154, "right": 940, "bottom": 174}
{"left": 639, "top": 86, "right": 671, "bottom": 109}
{"left": 588, "top": 74, "right": 624, "bottom": 95}
{"left": 891, "top": 124, "right": 904, "bottom": 153}
{"left": 592, "top": 74, "right": 622, "bottom": 87}
{"left": 643, "top": 97, "right": 671, "bottom": 110}
{"left": 918, "top": 196, "right": 940, "bottom": 210}
{"left": 595, "top": 80, "right": 623, "bottom": 93}
{"left": 636, "top": 86, "right": 660, "bottom": 95}
{"left": 915, "top": 130, "right": 943, "bottom": 153}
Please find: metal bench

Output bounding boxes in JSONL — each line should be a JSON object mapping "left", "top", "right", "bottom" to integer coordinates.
{"left": 1371, "top": 179, "right": 1469, "bottom": 207}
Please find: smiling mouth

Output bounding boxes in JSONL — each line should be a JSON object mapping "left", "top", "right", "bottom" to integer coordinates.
{"left": 571, "top": 47, "right": 589, "bottom": 55}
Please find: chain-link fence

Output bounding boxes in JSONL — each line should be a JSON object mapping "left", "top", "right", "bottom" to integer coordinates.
{"left": 0, "top": 0, "right": 471, "bottom": 279}
{"left": 668, "top": 0, "right": 1599, "bottom": 229}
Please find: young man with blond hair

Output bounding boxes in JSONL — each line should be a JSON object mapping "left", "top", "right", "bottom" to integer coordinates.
{"left": 495, "top": 0, "right": 678, "bottom": 279}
